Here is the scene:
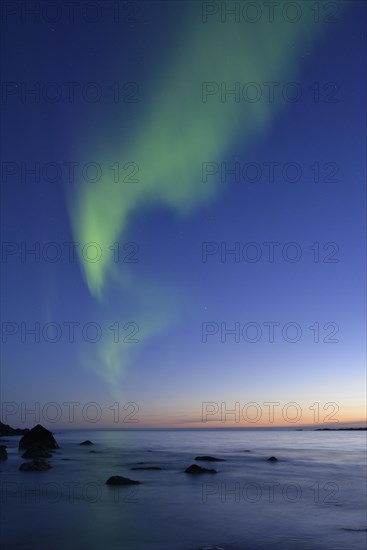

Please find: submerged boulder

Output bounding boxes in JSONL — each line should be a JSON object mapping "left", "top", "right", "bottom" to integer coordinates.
{"left": 267, "top": 456, "right": 278, "bottom": 462}
{"left": 21, "top": 447, "right": 52, "bottom": 459}
{"left": 105, "top": 476, "right": 140, "bottom": 485}
{"left": 0, "top": 445, "right": 8, "bottom": 460}
{"left": 80, "top": 440, "right": 93, "bottom": 445}
{"left": 185, "top": 464, "right": 217, "bottom": 474}
{"left": 19, "top": 459, "right": 52, "bottom": 471}
{"left": 19, "top": 424, "right": 59, "bottom": 450}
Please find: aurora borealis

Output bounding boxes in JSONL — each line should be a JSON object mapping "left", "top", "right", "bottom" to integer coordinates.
{"left": 70, "top": 8, "right": 321, "bottom": 298}
{"left": 69, "top": 1, "right": 331, "bottom": 388}
{"left": 1, "top": 0, "right": 366, "bottom": 428}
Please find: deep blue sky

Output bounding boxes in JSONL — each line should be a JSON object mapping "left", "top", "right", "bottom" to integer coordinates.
{"left": 1, "top": 1, "right": 366, "bottom": 428}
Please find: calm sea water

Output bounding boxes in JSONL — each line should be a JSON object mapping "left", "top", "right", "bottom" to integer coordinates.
{"left": 1, "top": 429, "right": 366, "bottom": 550}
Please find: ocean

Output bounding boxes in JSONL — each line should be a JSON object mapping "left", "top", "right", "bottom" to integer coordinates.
{"left": 1, "top": 429, "right": 366, "bottom": 549}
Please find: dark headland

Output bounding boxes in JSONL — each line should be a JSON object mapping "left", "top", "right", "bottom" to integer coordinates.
{"left": 314, "top": 427, "right": 366, "bottom": 431}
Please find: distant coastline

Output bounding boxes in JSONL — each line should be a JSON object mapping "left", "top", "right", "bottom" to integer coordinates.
{"left": 1, "top": 421, "right": 366, "bottom": 434}
{"left": 314, "top": 427, "right": 367, "bottom": 431}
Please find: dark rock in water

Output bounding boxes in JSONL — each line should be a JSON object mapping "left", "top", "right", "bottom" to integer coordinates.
{"left": 19, "top": 424, "right": 59, "bottom": 450}
{"left": 267, "top": 456, "right": 278, "bottom": 462}
{"left": 0, "top": 421, "right": 29, "bottom": 437}
{"left": 19, "top": 459, "right": 52, "bottom": 471}
{"left": 61, "top": 458, "right": 72, "bottom": 461}
{"left": 131, "top": 466, "right": 162, "bottom": 471}
{"left": 242, "top": 450, "right": 251, "bottom": 452}
{"left": 80, "top": 440, "right": 93, "bottom": 445}
{"left": 21, "top": 446, "right": 52, "bottom": 459}
{"left": 185, "top": 464, "right": 217, "bottom": 474}
{"left": 0, "top": 445, "right": 8, "bottom": 460}
{"left": 106, "top": 475, "right": 140, "bottom": 486}
{"left": 195, "top": 456, "right": 225, "bottom": 462}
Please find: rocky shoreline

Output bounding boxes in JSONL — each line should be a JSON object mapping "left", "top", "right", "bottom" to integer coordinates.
{"left": 1, "top": 422, "right": 366, "bottom": 550}
{"left": 1, "top": 423, "right": 284, "bottom": 478}
{"left": 0, "top": 421, "right": 29, "bottom": 437}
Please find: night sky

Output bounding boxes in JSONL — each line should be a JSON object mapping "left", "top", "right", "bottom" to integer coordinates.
{"left": 1, "top": 0, "right": 366, "bottom": 428}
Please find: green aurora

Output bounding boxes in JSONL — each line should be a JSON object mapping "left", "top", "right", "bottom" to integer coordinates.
{"left": 68, "top": 2, "right": 338, "bottom": 387}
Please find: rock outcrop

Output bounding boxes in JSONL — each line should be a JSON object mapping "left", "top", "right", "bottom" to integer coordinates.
{"left": 105, "top": 475, "right": 140, "bottom": 485}
{"left": 0, "top": 445, "right": 8, "bottom": 460}
{"left": 21, "top": 447, "right": 52, "bottom": 459}
{"left": 0, "top": 421, "right": 29, "bottom": 436}
{"left": 185, "top": 464, "right": 217, "bottom": 474}
{"left": 18, "top": 424, "right": 59, "bottom": 450}
{"left": 19, "top": 459, "right": 52, "bottom": 471}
